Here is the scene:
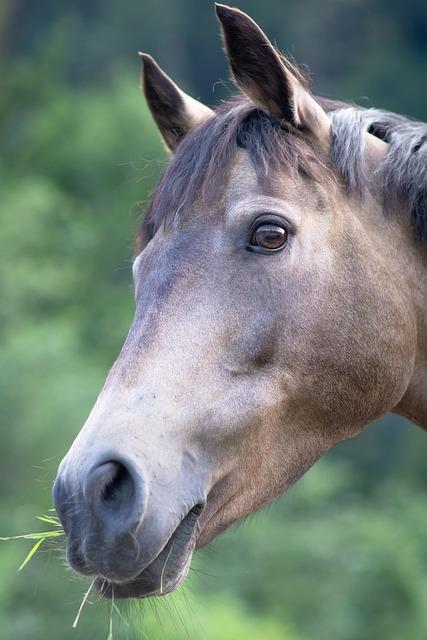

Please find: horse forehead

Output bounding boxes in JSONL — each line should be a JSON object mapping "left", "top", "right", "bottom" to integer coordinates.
{"left": 223, "top": 150, "right": 260, "bottom": 203}
{"left": 221, "top": 149, "right": 288, "bottom": 210}
{"left": 221, "top": 148, "right": 321, "bottom": 212}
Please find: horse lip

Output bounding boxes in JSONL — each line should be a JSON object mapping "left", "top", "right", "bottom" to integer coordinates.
{"left": 94, "top": 502, "right": 204, "bottom": 599}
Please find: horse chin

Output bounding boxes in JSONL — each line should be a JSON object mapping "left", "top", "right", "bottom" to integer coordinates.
{"left": 94, "top": 552, "right": 193, "bottom": 599}
{"left": 94, "top": 505, "right": 202, "bottom": 599}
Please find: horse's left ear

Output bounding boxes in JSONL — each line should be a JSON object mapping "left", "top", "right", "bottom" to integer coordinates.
{"left": 139, "top": 53, "right": 213, "bottom": 152}
{"left": 215, "top": 4, "right": 330, "bottom": 144}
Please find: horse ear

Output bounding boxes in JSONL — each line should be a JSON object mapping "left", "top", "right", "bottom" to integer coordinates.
{"left": 139, "top": 53, "right": 213, "bottom": 152}
{"left": 215, "top": 4, "right": 330, "bottom": 143}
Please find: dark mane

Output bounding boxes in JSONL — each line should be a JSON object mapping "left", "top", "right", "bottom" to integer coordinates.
{"left": 137, "top": 97, "right": 427, "bottom": 252}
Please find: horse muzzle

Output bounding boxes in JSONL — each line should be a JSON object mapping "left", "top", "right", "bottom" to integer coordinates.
{"left": 52, "top": 451, "right": 205, "bottom": 598}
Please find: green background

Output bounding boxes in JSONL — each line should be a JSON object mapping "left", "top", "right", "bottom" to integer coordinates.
{"left": 1, "top": 1, "right": 426, "bottom": 638}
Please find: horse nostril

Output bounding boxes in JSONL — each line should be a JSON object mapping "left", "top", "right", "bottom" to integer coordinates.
{"left": 101, "top": 462, "right": 134, "bottom": 508}
{"left": 84, "top": 460, "right": 143, "bottom": 531}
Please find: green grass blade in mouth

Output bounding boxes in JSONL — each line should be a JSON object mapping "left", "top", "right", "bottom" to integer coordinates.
{"left": 36, "top": 515, "right": 63, "bottom": 527}
{"left": 160, "top": 541, "right": 174, "bottom": 596}
{"left": 107, "top": 587, "right": 115, "bottom": 640}
{"left": 0, "top": 511, "right": 65, "bottom": 570}
{"left": 72, "top": 578, "right": 96, "bottom": 629}
{"left": 0, "top": 530, "right": 63, "bottom": 541}
{"left": 17, "top": 537, "right": 46, "bottom": 572}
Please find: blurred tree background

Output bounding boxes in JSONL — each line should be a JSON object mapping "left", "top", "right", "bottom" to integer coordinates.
{"left": 0, "top": 0, "right": 426, "bottom": 638}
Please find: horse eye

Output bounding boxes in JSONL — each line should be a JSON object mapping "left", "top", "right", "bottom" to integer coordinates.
{"left": 249, "top": 222, "right": 288, "bottom": 252}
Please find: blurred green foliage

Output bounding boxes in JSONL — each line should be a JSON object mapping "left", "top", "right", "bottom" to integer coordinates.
{"left": 0, "top": 1, "right": 426, "bottom": 639}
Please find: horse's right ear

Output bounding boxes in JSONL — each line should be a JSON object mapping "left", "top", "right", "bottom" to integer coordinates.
{"left": 139, "top": 53, "right": 213, "bottom": 152}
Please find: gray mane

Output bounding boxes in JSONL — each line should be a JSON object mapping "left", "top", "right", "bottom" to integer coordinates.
{"left": 329, "top": 106, "right": 427, "bottom": 243}
{"left": 138, "top": 98, "right": 427, "bottom": 251}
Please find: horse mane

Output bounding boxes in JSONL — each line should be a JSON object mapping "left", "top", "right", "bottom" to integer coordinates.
{"left": 137, "top": 95, "right": 427, "bottom": 252}
{"left": 327, "top": 104, "right": 427, "bottom": 243}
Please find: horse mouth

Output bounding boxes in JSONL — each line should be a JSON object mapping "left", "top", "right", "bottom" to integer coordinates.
{"left": 94, "top": 504, "right": 203, "bottom": 599}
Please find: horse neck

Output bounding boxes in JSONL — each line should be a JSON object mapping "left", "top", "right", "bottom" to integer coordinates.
{"left": 393, "top": 215, "right": 427, "bottom": 429}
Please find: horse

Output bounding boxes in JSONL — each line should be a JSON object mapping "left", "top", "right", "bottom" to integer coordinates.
{"left": 53, "top": 4, "right": 427, "bottom": 599}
